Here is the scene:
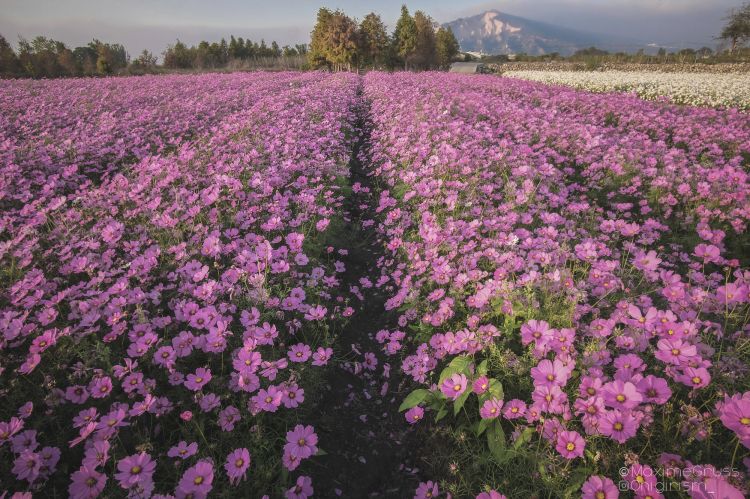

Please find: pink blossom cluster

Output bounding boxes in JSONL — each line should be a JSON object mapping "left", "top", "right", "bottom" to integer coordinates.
{"left": 0, "top": 72, "right": 358, "bottom": 496}
{"left": 363, "top": 72, "right": 750, "bottom": 496}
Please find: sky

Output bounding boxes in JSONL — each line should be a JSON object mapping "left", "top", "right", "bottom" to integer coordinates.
{"left": 0, "top": 0, "right": 740, "bottom": 56}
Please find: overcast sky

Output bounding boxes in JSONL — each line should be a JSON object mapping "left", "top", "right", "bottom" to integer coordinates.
{"left": 0, "top": 0, "right": 740, "bottom": 56}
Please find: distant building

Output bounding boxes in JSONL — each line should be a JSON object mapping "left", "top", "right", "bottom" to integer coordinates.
{"left": 449, "top": 62, "right": 488, "bottom": 74}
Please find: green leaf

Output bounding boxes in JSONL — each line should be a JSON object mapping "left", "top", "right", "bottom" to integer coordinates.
{"left": 438, "top": 355, "right": 471, "bottom": 385}
{"left": 453, "top": 389, "right": 471, "bottom": 415}
{"left": 477, "top": 359, "right": 488, "bottom": 375}
{"left": 486, "top": 420, "right": 507, "bottom": 462}
{"left": 513, "top": 426, "right": 535, "bottom": 450}
{"left": 398, "top": 388, "right": 430, "bottom": 412}
{"left": 562, "top": 467, "right": 593, "bottom": 498}
{"left": 488, "top": 379, "right": 504, "bottom": 400}
{"left": 476, "top": 418, "right": 491, "bottom": 436}
{"left": 315, "top": 448, "right": 328, "bottom": 456}
{"left": 435, "top": 406, "right": 448, "bottom": 422}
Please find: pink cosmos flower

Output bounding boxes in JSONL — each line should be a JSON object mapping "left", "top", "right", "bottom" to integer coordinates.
{"left": 503, "top": 399, "right": 527, "bottom": 419}
{"left": 89, "top": 376, "right": 113, "bottom": 399}
{"left": 82, "top": 440, "right": 110, "bottom": 469}
{"left": 476, "top": 491, "right": 507, "bottom": 499}
{"left": 168, "top": 441, "right": 198, "bottom": 460}
{"left": 224, "top": 448, "right": 251, "bottom": 486}
{"left": 12, "top": 449, "right": 40, "bottom": 483}
{"left": 480, "top": 398, "right": 504, "bottom": 419}
{"left": 283, "top": 384, "right": 305, "bottom": 409}
{"left": 405, "top": 406, "right": 424, "bottom": 424}
{"left": 581, "top": 475, "right": 619, "bottom": 499}
{"left": 69, "top": 466, "right": 107, "bottom": 499}
{"left": 624, "top": 464, "right": 658, "bottom": 497}
{"left": 678, "top": 367, "right": 711, "bottom": 390}
{"left": 602, "top": 380, "right": 643, "bottom": 410}
{"left": 286, "top": 475, "right": 314, "bottom": 499}
{"left": 473, "top": 376, "right": 490, "bottom": 395}
{"left": 637, "top": 375, "right": 672, "bottom": 404}
{"left": 254, "top": 385, "right": 283, "bottom": 412}
{"left": 284, "top": 424, "right": 318, "bottom": 460}
{"left": 185, "top": 367, "right": 212, "bottom": 391}
{"left": 218, "top": 405, "right": 241, "bottom": 431}
{"left": 555, "top": 430, "right": 585, "bottom": 459}
{"left": 288, "top": 343, "right": 312, "bottom": 363}
{"left": 303, "top": 305, "right": 327, "bottom": 321}
{"left": 114, "top": 452, "right": 155, "bottom": 489}
{"left": 717, "top": 392, "right": 750, "bottom": 445}
{"left": 415, "top": 481, "right": 439, "bottom": 499}
{"left": 600, "top": 410, "right": 638, "bottom": 443}
{"left": 441, "top": 373, "right": 468, "bottom": 400}
{"left": 177, "top": 460, "right": 214, "bottom": 498}
{"left": 312, "top": 347, "right": 333, "bottom": 366}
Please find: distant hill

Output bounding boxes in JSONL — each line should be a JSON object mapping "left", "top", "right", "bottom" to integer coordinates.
{"left": 443, "top": 10, "right": 643, "bottom": 56}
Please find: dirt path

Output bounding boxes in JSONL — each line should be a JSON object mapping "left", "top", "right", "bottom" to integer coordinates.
{"left": 305, "top": 84, "right": 422, "bottom": 497}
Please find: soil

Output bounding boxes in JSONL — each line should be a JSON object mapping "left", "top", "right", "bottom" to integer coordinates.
{"left": 304, "top": 84, "right": 424, "bottom": 498}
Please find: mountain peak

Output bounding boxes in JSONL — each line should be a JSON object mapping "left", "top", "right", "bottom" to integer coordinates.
{"left": 444, "top": 10, "right": 622, "bottom": 56}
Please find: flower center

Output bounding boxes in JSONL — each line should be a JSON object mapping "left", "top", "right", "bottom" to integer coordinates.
{"left": 194, "top": 476, "right": 204, "bottom": 485}
{"left": 453, "top": 384, "right": 461, "bottom": 391}
{"left": 566, "top": 442, "right": 575, "bottom": 451}
{"left": 616, "top": 394, "right": 626, "bottom": 402}
{"left": 131, "top": 466, "right": 141, "bottom": 474}
{"left": 235, "top": 458, "right": 245, "bottom": 467}
{"left": 613, "top": 422, "right": 623, "bottom": 431}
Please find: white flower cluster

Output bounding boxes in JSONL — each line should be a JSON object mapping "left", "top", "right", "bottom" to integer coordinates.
{"left": 504, "top": 70, "right": 750, "bottom": 110}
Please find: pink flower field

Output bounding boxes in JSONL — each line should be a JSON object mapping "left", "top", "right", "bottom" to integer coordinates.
{"left": 1, "top": 71, "right": 749, "bottom": 498}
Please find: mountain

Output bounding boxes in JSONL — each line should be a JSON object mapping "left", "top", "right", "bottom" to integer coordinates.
{"left": 444, "top": 10, "right": 641, "bottom": 56}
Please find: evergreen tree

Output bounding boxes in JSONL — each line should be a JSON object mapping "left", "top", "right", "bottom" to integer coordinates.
{"left": 412, "top": 10, "right": 436, "bottom": 70}
{"left": 359, "top": 13, "right": 389, "bottom": 68}
{"left": 309, "top": 7, "right": 335, "bottom": 69}
{"left": 0, "top": 34, "right": 21, "bottom": 75}
{"left": 435, "top": 26, "right": 459, "bottom": 69}
{"left": 393, "top": 5, "right": 417, "bottom": 70}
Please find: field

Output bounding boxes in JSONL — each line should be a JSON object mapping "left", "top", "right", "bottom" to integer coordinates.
{"left": 504, "top": 70, "right": 750, "bottom": 110}
{"left": 1, "top": 71, "right": 749, "bottom": 498}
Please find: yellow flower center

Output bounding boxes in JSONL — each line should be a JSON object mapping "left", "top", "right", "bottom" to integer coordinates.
{"left": 614, "top": 422, "right": 623, "bottom": 431}
{"left": 194, "top": 476, "right": 204, "bottom": 485}
{"left": 566, "top": 442, "right": 575, "bottom": 451}
{"left": 616, "top": 394, "right": 625, "bottom": 402}
{"left": 131, "top": 466, "right": 141, "bottom": 474}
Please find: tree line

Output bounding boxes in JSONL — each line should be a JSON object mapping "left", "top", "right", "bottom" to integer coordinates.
{"left": 161, "top": 36, "right": 307, "bottom": 70}
{"left": 0, "top": 35, "right": 131, "bottom": 78}
{"left": 0, "top": 33, "right": 306, "bottom": 78}
{"left": 308, "top": 5, "right": 460, "bottom": 71}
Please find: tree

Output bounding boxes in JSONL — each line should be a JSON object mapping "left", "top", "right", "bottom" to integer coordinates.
{"left": 0, "top": 34, "right": 21, "bottom": 75}
{"left": 435, "top": 26, "right": 459, "bottom": 69}
{"left": 131, "top": 49, "right": 157, "bottom": 69}
{"left": 309, "top": 7, "right": 335, "bottom": 69}
{"left": 359, "top": 13, "right": 389, "bottom": 68}
{"left": 720, "top": 2, "right": 750, "bottom": 53}
{"left": 324, "top": 11, "right": 359, "bottom": 71}
{"left": 163, "top": 40, "right": 194, "bottom": 69}
{"left": 393, "top": 5, "right": 417, "bottom": 69}
{"left": 412, "top": 11, "right": 437, "bottom": 69}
